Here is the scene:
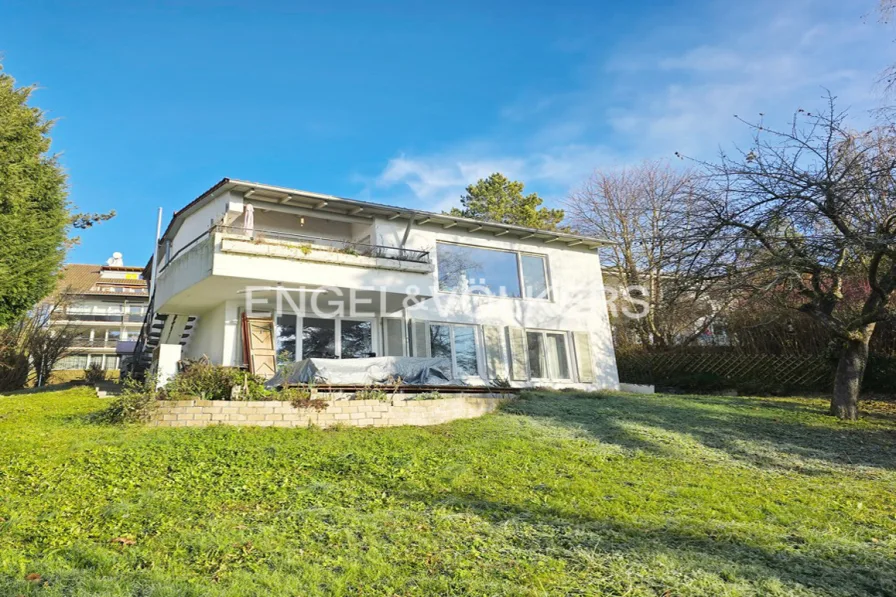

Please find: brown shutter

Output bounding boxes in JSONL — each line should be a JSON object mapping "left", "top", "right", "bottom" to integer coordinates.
{"left": 573, "top": 331, "right": 595, "bottom": 383}
{"left": 507, "top": 327, "right": 529, "bottom": 381}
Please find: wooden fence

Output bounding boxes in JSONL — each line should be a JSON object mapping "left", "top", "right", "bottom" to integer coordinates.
{"left": 616, "top": 351, "right": 836, "bottom": 393}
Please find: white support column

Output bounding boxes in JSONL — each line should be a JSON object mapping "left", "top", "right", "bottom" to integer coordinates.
{"left": 222, "top": 300, "right": 242, "bottom": 367}
{"left": 154, "top": 344, "right": 182, "bottom": 388}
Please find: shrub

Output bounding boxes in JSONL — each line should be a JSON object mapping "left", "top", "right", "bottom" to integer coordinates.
{"left": 93, "top": 377, "right": 157, "bottom": 423}
{"left": 84, "top": 362, "right": 106, "bottom": 385}
{"left": 355, "top": 385, "right": 389, "bottom": 401}
{"left": 165, "top": 362, "right": 268, "bottom": 401}
{"left": 408, "top": 390, "right": 442, "bottom": 401}
{"left": 281, "top": 385, "right": 329, "bottom": 411}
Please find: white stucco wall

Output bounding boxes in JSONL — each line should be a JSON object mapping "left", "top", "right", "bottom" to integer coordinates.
{"left": 373, "top": 218, "right": 619, "bottom": 390}
{"left": 168, "top": 192, "right": 235, "bottom": 256}
{"left": 186, "top": 301, "right": 226, "bottom": 363}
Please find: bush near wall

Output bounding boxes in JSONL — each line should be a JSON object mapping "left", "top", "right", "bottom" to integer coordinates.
{"left": 616, "top": 349, "right": 896, "bottom": 396}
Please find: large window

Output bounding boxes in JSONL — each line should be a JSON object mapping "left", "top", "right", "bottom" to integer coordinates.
{"left": 275, "top": 316, "right": 374, "bottom": 361}
{"left": 54, "top": 354, "right": 89, "bottom": 370}
{"left": 525, "top": 330, "right": 572, "bottom": 380}
{"left": 437, "top": 243, "right": 521, "bottom": 297}
{"left": 436, "top": 242, "right": 550, "bottom": 300}
{"left": 429, "top": 323, "right": 481, "bottom": 378}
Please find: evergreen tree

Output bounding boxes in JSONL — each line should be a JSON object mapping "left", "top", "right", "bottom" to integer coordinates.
{"left": 0, "top": 65, "right": 69, "bottom": 327}
{"left": 448, "top": 173, "right": 567, "bottom": 231}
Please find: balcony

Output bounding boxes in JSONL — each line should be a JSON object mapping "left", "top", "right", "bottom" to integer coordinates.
{"left": 60, "top": 313, "right": 146, "bottom": 324}
{"left": 154, "top": 224, "right": 435, "bottom": 314}
{"left": 70, "top": 338, "right": 121, "bottom": 349}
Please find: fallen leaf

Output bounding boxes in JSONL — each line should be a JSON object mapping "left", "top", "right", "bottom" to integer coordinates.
{"left": 112, "top": 537, "right": 136, "bottom": 546}
{"left": 25, "top": 573, "right": 41, "bottom": 582}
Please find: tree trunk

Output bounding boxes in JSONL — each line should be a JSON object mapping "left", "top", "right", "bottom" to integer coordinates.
{"left": 830, "top": 332, "right": 872, "bottom": 420}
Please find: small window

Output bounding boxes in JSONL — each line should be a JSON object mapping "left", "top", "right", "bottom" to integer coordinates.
{"left": 525, "top": 330, "right": 572, "bottom": 380}
{"left": 429, "top": 323, "right": 481, "bottom": 378}
{"left": 453, "top": 326, "right": 479, "bottom": 376}
{"left": 521, "top": 254, "right": 549, "bottom": 300}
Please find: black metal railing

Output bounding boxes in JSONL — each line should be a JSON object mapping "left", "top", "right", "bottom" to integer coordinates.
{"left": 216, "top": 225, "right": 431, "bottom": 264}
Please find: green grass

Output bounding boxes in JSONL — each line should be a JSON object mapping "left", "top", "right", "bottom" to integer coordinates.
{"left": 1, "top": 388, "right": 895, "bottom": 596}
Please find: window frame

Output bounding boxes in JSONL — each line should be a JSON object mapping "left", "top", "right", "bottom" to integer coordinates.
{"left": 276, "top": 315, "right": 379, "bottom": 362}
{"left": 523, "top": 329, "right": 574, "bottom": 382}
{"left": 519, "top": 252, "right": 552, "bottom": 301}
{"left": 426, "top": 321, "right": 484, "bottom": 380}
{"left": 435, "top": 241, "right": 552, "bottom": 302}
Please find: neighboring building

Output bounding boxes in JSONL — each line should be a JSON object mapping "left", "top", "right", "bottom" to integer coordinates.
{"left": 52, "top": 257, "right": 149, "bottom": 376}
{"left": 141, "top": 178, "right": 619, "bottom": 389}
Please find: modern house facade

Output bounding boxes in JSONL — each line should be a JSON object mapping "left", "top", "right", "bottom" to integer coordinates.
{"left": 52, "top": 259, "right": 149, "bottom": 377}
{"left": 141, "top": 178, "right": 619, "bottom": 390}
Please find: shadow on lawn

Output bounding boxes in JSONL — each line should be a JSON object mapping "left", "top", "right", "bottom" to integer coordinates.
{"left": 503, "top": 393, "right": 896, "bottom": 473}
{"left": 405, "top": 489, "right": 894, "bottom": 597}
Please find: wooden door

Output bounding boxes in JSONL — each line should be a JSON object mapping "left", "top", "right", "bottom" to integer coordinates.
{"left": 243, "top": 315, "right": 277, "bottom": 378}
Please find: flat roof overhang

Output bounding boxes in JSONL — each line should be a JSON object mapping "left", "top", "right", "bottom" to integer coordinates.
{"left": 161, "top": 178, "right": 613, "bottom": 252}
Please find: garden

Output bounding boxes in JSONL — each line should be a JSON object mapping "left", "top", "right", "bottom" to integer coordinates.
{"left": 0, "top": 385, "right": 894, "bottom": 596}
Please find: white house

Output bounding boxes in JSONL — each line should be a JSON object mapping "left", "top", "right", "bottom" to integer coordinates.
{"left": 140, "top": 178, "right": 619, "bottom": 390}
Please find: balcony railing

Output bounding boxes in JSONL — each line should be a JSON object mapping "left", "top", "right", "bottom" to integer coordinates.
{"left": 60, "top": 313, "right": 146, "bottom": 323}
{"left": 70, "top": 338, "right": 121, "bottom": 348}
{"left": 216, "top": 225, "right": 431, "bottom": 264}
{"left": 157, "top": 223, "right": 432, "bottom": 275}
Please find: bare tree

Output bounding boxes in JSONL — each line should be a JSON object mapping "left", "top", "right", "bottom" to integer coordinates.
{"left": 566, "top": 161, "right": 727, "bottom": 349}
{"left": 878, "top": 1, "right": 896, "bottom": 95}
{"left": 27, "top": 295, "right": 79, "bottom": 387}
{"left": 0, "top": 291, "right": 78, "bottom": 391}
{"left": 691, "top": 98, "right": 896, "bottom": 420}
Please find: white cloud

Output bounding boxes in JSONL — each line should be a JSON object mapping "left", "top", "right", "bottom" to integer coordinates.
{"left": 370, "top": 0, "right": 891, "bottom": 210}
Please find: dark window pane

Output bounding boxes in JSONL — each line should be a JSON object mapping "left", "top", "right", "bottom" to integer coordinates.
{"left": 526, "top": 331, "right": 545, "bottom": 379}
{"left": 430, "top": 325, "right": 451, "bottom": 361}
{"left": 276, "top": 315, "right": 297, "bottom": 364}
{"left": 341, "top": 320, "right": 373, "bottom": 359}
{"left": 454, "top": 326, "right": 479, "bottom": 376}
{"left": 521, "top": 254, "right": 549, "bottom": 299}
{"left": 302, "top": 318, "right": 336, "bottom": 359}
{"left": 436, "top": 243, "right": 521, "bottom": 297}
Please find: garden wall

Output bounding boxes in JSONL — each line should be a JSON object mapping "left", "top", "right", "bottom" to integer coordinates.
{"left": 149, "top": 395, "right": 508, "bottom": 429}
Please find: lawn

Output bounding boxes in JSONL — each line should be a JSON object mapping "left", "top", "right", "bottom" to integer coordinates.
{"left": 0, "top": 388, "right": 895, "bottom": 596}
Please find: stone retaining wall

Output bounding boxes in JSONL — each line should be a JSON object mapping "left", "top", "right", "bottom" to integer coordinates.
{"left": 149, "top": 395, "right": 507, "bottom": 428}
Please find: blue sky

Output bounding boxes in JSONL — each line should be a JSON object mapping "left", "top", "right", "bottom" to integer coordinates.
{"left": 1, "top": 0, "right": 891, "bottom": 265}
